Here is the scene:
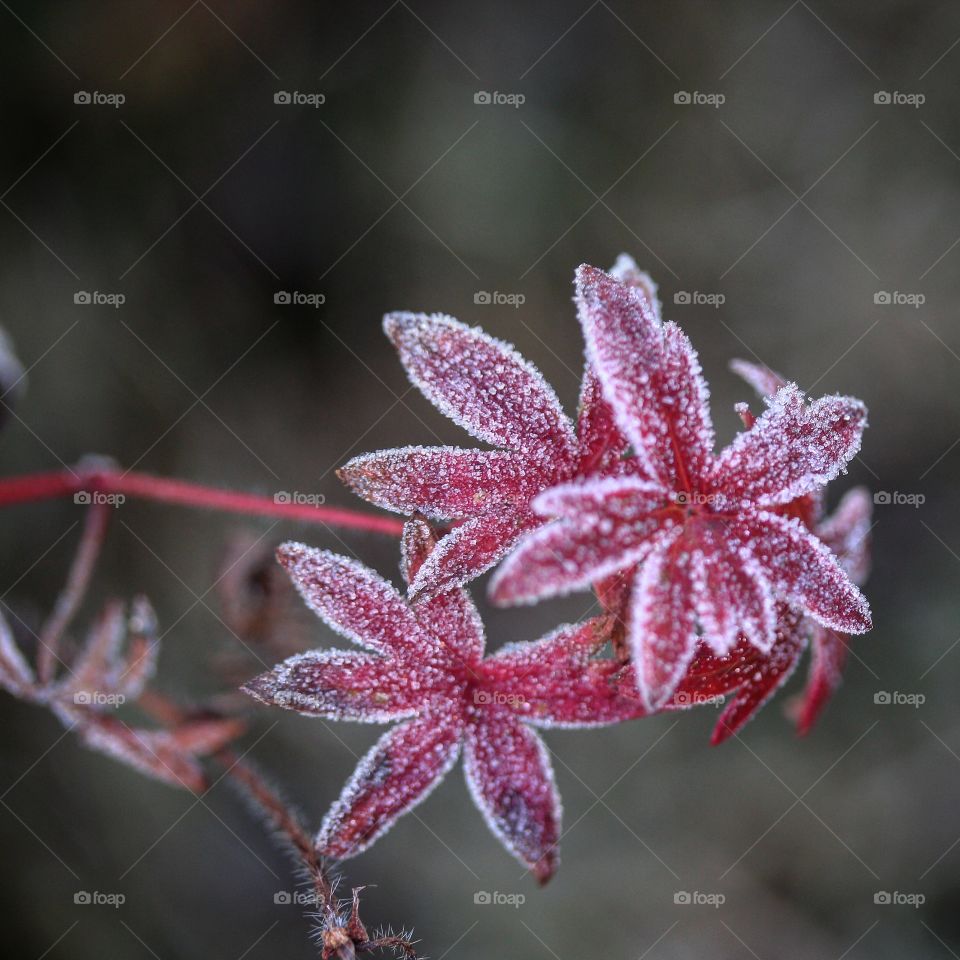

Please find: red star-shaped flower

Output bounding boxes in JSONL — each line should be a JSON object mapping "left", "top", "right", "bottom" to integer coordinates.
{"left": 491, "top": 264, "right": 872, "bottom": 710}
{"left": 673, "top": 360, "right": 874, "bottom": 742}
{"left": 337, "top": 257, "right": 653, "bottom": 601}
{"left": 242, "top": 520, "right": 643, "bottom": 882}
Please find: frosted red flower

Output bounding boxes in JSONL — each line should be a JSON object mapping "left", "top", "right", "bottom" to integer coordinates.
{"left": 491, "top": 264, "right": 872, "bottom": 710}
{"left": 337, "top": 256, "right": 652, "bottom": 601}
{"left": 674, "top": 360, "right": 874, "bottom": 742}
{"left": 242, "top": 521, "right": 643, "bottom": 882}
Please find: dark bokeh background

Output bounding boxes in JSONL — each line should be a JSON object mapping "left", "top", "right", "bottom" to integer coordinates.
{"left": 1, "top": 1, "right": 959, "bottom": 957}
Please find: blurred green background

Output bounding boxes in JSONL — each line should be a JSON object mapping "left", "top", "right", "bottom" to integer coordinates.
{"left": 1, "top": 1, "right": 959, "bottom": 957}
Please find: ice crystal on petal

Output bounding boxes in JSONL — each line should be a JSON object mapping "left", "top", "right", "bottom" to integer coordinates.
{"left": 243, "top": 528, "right": 642, "bottom": 880}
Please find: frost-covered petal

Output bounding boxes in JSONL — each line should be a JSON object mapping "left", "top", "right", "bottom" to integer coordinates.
{"left": 107, "top": 597, "right": 159, "bottom": 702}
{"left": 484, "top": 618, "right": 646, "bottom": 727}
{"left": 692, "top": 523, "right": 777, "bottom": 656}
{"left": 627, "top": 529, "right": 700, "bottom": 710}
{"left": 0, "top": 613, "right": 34, "bottom": 696}
{"left": 402, "top": 518, "right": 485, "bottom": 664}
{"left": 729, "top": 358, "right": 786, "bottom": 399}
{"left": 575, "top": 366, "right": 633, "bottom": 475}
{"left": 316, "top": 704, "right": 463, "bottom": 859}
{"left": 241, "top": 649, "right": 423, "bottom": 723}
{"left": 576, "top": 265, "right": 715, "bottom": 487}
{"left": 816, "top": 486, "right": 872, "bottom": 585}
{"left": 489, "top": 493, "right": 666, "bottom": 606}
{"left": 463, "top": 714, "right": 561, "bottom": 883}
{"left": 384, "top": 312, "right": 577, "bottom": 460}
{"left": 408, "top": 508, "right": 539, "bottom": 601}
{"left": 532, "top": 475, "right": 666, "bottom": 519}
{"left": 277, "top": 543, "right": 429, "bottom": 657}
{"left": 608, "top": 253, "right": 662, "bottom": 322}
{"left": 711, "top": 605, "right": 807, "bottom": 744}
{"left": 338, "top": 446, "right": 542, "bottom": 520}
{"left": 710, "top": 384, "right": 867, "bottom": 506}
{"left": 63, "top": 600, "right": 126, "bottom": 700}
{"left": 745, "top": 511, "right": 872, "bottom": 634}
{"left": 796, "top": 626, "right": 848, "bottom": 736}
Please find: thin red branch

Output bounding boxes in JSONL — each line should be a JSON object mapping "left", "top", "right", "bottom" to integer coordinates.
{"left": 0, "top": 466, "right": 404, "bottom": 537}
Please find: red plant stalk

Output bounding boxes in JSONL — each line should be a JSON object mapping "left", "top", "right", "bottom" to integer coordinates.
{"left": 0, "top": 464, "right": 404, "bottom": 537}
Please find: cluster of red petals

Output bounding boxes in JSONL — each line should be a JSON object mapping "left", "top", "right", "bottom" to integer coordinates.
{"left": 244, "top": 521, "right": 644, "bottom": 881}
{"left": 246, "top": 255, "right": 873, "bottom": 880}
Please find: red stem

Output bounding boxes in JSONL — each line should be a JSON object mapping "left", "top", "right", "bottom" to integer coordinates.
{"left": 0, "top": 466, "right": 404, "bottom": 537}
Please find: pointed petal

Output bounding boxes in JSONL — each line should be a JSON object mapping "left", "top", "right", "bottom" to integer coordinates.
{"left": 463, "top": 715, "right": 561, "bottom": 883}
{"left": 402, "top": 519, "right": 486, "bottom": 664}
{"left": 796, "top": 626, "right": 848, "bottom": 735}
{"left": 576, "top": 265, "right": 714, "bottom": 487}
{"left": 575, "top": 366, "right": 633, "bottom": 475}
{"left": 532, "top": 475, "right": 666, "bottom": 519}
{"left": 338, "top": 446, "right": 541, "bottom": 519}
{"left": 384, "top": 312, "right": 577, "bottom": 459}
{"left": 64, "top": 600, "right": 126, "bottom": 700}
{"left": 485, "top": 619, "right": 646, "bottom": 727}
{"left": 729, "top": 358, "right": 786, "bottom": 399}
{"left": 242, "top": 650, "right": 423, "bottom": 722}
{"left": 277, "top": 543, "right": 429, "bottom": 657}
{"left": 692, "top": 523, "right": 777, "bottom": 656}
{"left": 409, "top": 508, "right": 538, "bottom": 601}
{"left": 746, "top": 511, "right": 872, "bottom": 634}
{"left": 711, "top": 605, "right": 807, "bottom": 744}
{"left": 108, "top": 597, "right": 159, "bottom": 701}
{"left": 608, "top": 253, "right": 662, "bottom": 321}
{"left": 627, "top": 529, "right": 700, "bottom": 710}
{"left": 0, "top": 613, "right": 34, "bottom": 696}
{"left": 490, "top": 476, "right": 667, "bottom": 605}
{"left": 711, "top": 384, "right": 867, "bottom": 506}
{"left": 816, "top": 487, "right": 873, "bottom": 585}
{"left": 669, "top": 641, "right": 760, "bottom": 705}
{"left": 316, "top": 705, "right": 463, "bottom": 859}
